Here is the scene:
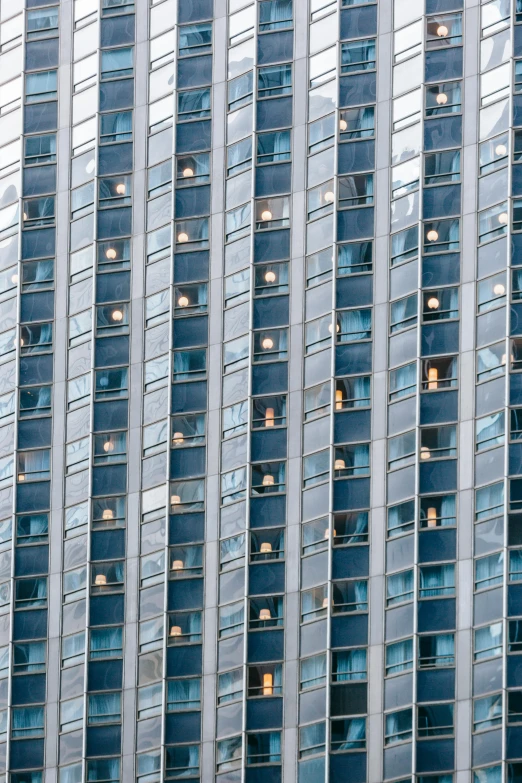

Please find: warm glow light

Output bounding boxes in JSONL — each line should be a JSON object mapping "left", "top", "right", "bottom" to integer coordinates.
{"left": 322, "top": 597, "right": 329, "bottom": 609}
{"left": 171, "top": 559, "right": 184, "bottom": 570}
{"left": 178, "top": 232, "right": 189, "bottom": 243}
{"left": 339, "top": 118, "right": 348, "bottom": 131}
{"left": 427, "top": 507, "right": 438, "bottom": 528}
{"left": 115, "top": 183, "right": 126, "bottom": 195}
{"left": 262, "top": 337, "right": 274, "bottom": 350}
{"left": 18, "top": 474, "right": 24, "bottom": 481}
{"left": 328, "top": 321, "right": 340, "bottom": 334}
{"left": 495, "top": 144, "right": 507, "bottom": 156}
{"left": 170, "top": 625, "right": 182, "bottom": 637}
{"left": 493, "top": 283, "right": 505, "bottom": 296}
{"left": 498, "top": 212, "right": 508, "bottom": 225}
{"left": 324, "top": 191, "right": 334, "bottom": 203}
{"left": 95, "top": 574, "right": 107, "bottom": 586}
{"left": 436, "top": 92, "right": 448, "bottom": 105}
{"left": 427, "top": 229, "right": 439, "bottom": 242}
{"left": 183, "top": 167, "right": 194, "bottom": 177}
{"left": 334, "top": 459, "right": 345, "bottom": 470}
{"left": 103, "top": 439, "right": 114, "bottom": 452}
{"left": 178, "top": 295, "right": 189, "bottom": 307}
{"left": 259, "top": 608, "right": 271, "bottom": 621}
{"left": 106, "top": 247, "right": 117, "bottom": 260}
{"left": 335, "top": 389, "right": 343, "bottom": 410}
{"left": 173, "top": 432, "right": 184, "bottom": 444}
{"left": 428, "top": 367, "right": 438, "bottom": 390}
{"left": 427, "top": 297, "right": 440, "bottom": 310}
{"left": 264, "top": 270, "right": 276, "bottom": 283}
{"left": 420, "top": 446, "right": 431, "bottom": 460}
{"left": 260, "top": 542, "right": 272, "bottom": 553}
{"left": 11, "top": 273, "right": 18, "bottom": 284}
{"left": 263, "top": 672, "right": 273, "bottom": 696}
{"left": 265, "top": 407, "right": 275, "bottom": 427}
{"left": 324, "top": 528, "right": 337, "bottom": 539}
{"left": 111, "top": 309, "right": 123, "bottom": 322}
{"left": 171, "top": 494, "right": 181, "bottom": 505}
{"left": 436, "top": 24, "right": 449, "bottom": 36}
{"left": 102, "top": 509, "right": 114, "bottom": 521}
{"left": 262, "top": 474, "right": 275, "bottom": 487}
{"left": 261, "top": 210, "right": 272, "bottom": 221}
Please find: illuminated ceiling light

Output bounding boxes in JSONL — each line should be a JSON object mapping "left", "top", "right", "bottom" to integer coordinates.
{"left": 426, "top": 229, "right": 439, "bottom": 242}
{"left": 498, "top": 212, "right": 508, "bottom": 225}
{"left": 111, "top": 309, "right": 123, "bottom": 321}
{"left": 324, "top": 190, "right": 334, "bottom": 203}
{"left": 436, "top": 24, "right": 449, "bottom": 36}
{"left": 183, "top": 167, "right": 194, "bottom": 177}
{"left": 173, "top": 432, "right": 184, "bottom": 444}
{"left": 95, "top": 574, "right": 107, "bottom": 586}
{"left": 102, "top": 508, "right": 114, "bottom": 521}
{"left": 177, "top": 232, "right": 189, "bottom": 243}
{"left": 420, "top": 446, "right": 431, "bottom": 460}
{"left": 264, "top": 270, "right": 276, "bottom": 283}
{"left": 495, "top": 143, "right": 507, "bottom": 156}
{"left": 262, "top": 337, "right": 274, "bottom": 350}
{"left": 427, "top": 296, "right": 440, "bottom": 309}
{"left": 115, "top": 183, "right": 126, "bottom": 195}
{"left": 436, "top": 93, "right": 447, "bottom": 105}
{"left": 261, "top": 210, "right": 272, "bottom": 221}
{"left": 334, "top": 459, "right": 345, "bottom": 470}
{"left": 262, "top": 474, "right": 275, "bottom": 487}
{"left": 178, "top": 295, "right": 189, "bottom": 307}
{"left": 105, "top": 247, "right": 117, "bottom": 260}
{"left": 260, "top": 542, "right": 272, "bottom": 553}
{"left": 493, "top": 283, "right": 505, "bottom": 296}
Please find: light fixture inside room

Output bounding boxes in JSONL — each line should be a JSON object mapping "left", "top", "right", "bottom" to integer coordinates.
{"left": 260, "top": 542, "right": 272, "bottom": 553}
{"left": 170, "top": 625, "right": 182, "bottom": 637}
{"left": 95, "top": 574, "right": 107, "bottom": 586}
{"left": 495, "top": 144, "right": 507, "bottom": 156}
{"left": 335, "top": 389, "right": 343, "bottom": 410}
{"left": 103, "top": 439, "right": 114, "bottom": 452}
{"left": 178, "top": 295, "right": 189, "bottom": 307}
{"left": 102, "top": 508, "right": 114, "bottom": 521}
{"left": 262, "top": 337, "right": 274, "bottom": 350}
{"left": 493, "top": 283, "right": 505, "bottom": 296}
{"left": 259, "top": 609, "right": 271, "bottom": 621}
{"left": 427, "top": 297, "right": 440, "bottom": 309}
{"left": 428, "top": 367, "right": 438, "bottom": 390}
{"left": 334, "top": 459, "right": 345, "bottom": 470}
{"left": 106, "top": 247, "right": 117, "bottom": 259}
{"left": 261, "top": 210, "right": 272, "bottom": 221}
{"left": 420, "top": 446, "right": 431, "bottom": 460}
{"left": 262, "top": 474, "right": 275, "bottom": 487}
{"left": 111, "top": 309, "right": 123, "bottom": 321}
{"left": 173, "top": 432, "right": 184, "bottom": 444}
{"left": 322, "top": 597, "right": 329, "bottom": 609}
{"left": 426, "top": 229, "right": 439, "bottom": 242}
{"left": 339, "top": 118, "right": 347, "bottom": 131}
{"left": 116, "top": 183, "right": 126, "bottom": 195}
{"left": 11, "top": 273, "right": 18, "bottom": 284}
{"left": 178, "top": 232, "right": 189, "bottom": 243}
{"left": 264, "top": 270, "right": 276, "bottom": 283}
{"left": 171, "top": 559, "right": 184, "bottom": 570}
{"left": 436, "top": 24, "right": 448, "bottom": 36}
{"left": 183, "top": 167, "right": 194, "bottom": 177}
{"left": 324, "top": 191, "right": 334, "bottom": 203}
{"left": 263, "top": 673, "right": 273, "bottom": 696}
{"left": 265, "top": 407, "right": 275, "bottom": 427}
{"left": 427, "top": 507, "right": 438, "bottom": 528}
{"left": 436, "top": 93, "right": 447, "bottom": 105}
{"left": 498, "top": 212, "right": 508, "bottom": 225}
{"left": 170, "top": 494, "right": 181, "bottom": 505}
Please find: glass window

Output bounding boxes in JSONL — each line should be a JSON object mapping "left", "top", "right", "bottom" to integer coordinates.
{"left": 479, "top": 202, "right": 508, "bottom": 242}
{"left": 178, "top": 23, "right": 212, "bottom": 56}
{"left": 420, "top": 425, "right": 457, "bottom": 460}
{"left": 476, "top": 411, "right": 505, "bottom": 452}
{"left": 417, "top": 704, "right": 454, "bottom": 738}
{"left": 178, "top": 87, "right": 211, "bottom": 120}
{"left": 302, "top": 519, "right": 329, "bottom": 556}
{"left": 257, "top": 130, "right": 291, "bottom": 164}
{"left": 88, "top": 693, "right": 121, "bottom": 725}
{"left": 218, "top": 668, "right": 243, "bottom": 704}
{"left": 386, "top": 570, "right": 414, "bottom": 606}
{"left": 332, "top": 648, "right": 367, "bottom": 681}
{"left": 333, "top": 444, "right": 370, "bottom": 477}
{"left": 101, "top": 47, "right": 133, "bottom": 80}
{"left": 385, "top": 709, "right": 412, "bottom": 745}
{"left": 419, "top": 634, "right": 455, "bottom": 668}
{"left": 475, "top": 552, "right": 504, "bottom": 591}
{"left": 390, "top": 295, "right": 417, "bottom": 333}
{"left": 388, "top": 430, "right": 415, "bottom": 470}
{"left": 425, "top": 81, "right": 462, "bottom": 116}
{"left": 426, "top": 12, "right": 462, "bottom": 48}
{"left": 332, "top": 579, "right": 368, "bottom": 613}
{"left": 90, "top": 627, "right": 123, "bottom": 659}
{"left": 248, "top": 663, "right": 282, "bottom": 697}
{"left": 386, "top": 638, "right": 413, "bottom": 676}
{"left": 24, "top": 133, "right": 56, "bottom": 164}
{"left": 424, "top": 149, "right": 461, "bottom": 185}
{"left": 12, "top": 706, "right": 44, "bottom": 737}
{"left": 420, "top": 495, "right": 456, "bottom": 528}
{"left": 419, "top": 564, "right": 455, "bottom": 598}
{"left": 335, "top": 375, "right": 371, "bottom": 409}
{"left": 25, "top": 70, "right": 57, "bottom": 102}
{"left": 474, "top": 693, "right": 502, "bottom": 731}
{"left": 338, "top": 174, "right": 374, "bottom": 208}
{"left": 387, "top": 500, "right": 414, "bottom": 538}
{"left": 167, "top": 678, "right": 201, "bottom": 711}
{"left": 339, "top": 106, "right": 375, "bottom": 140}
{"left": 389, "top": 363, "right": 416, "bottom": 401}
{"left": 258, "top": 63, "right": 292, "bottom": 98}
{"left": 301, "top": 654, "right": 326, "bottom": 690}
{"left": 299, "top": 721, "right": 325, "bottom": 758}
{"left": 480, "top": 132, "right": 508, "bottom": 174}
{"left": 340, "top": 39, "right": 376, "bottom": 73}
{"left": 475, "top": 623, "right": 503, "bottom": 661}
{"left": 259, "top": 0, "right": 293, "bottom": 31}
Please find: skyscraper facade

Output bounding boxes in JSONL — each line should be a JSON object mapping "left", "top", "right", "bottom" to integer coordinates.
{"left": 1, "top": 0, "right": 521, "bottom": 781}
